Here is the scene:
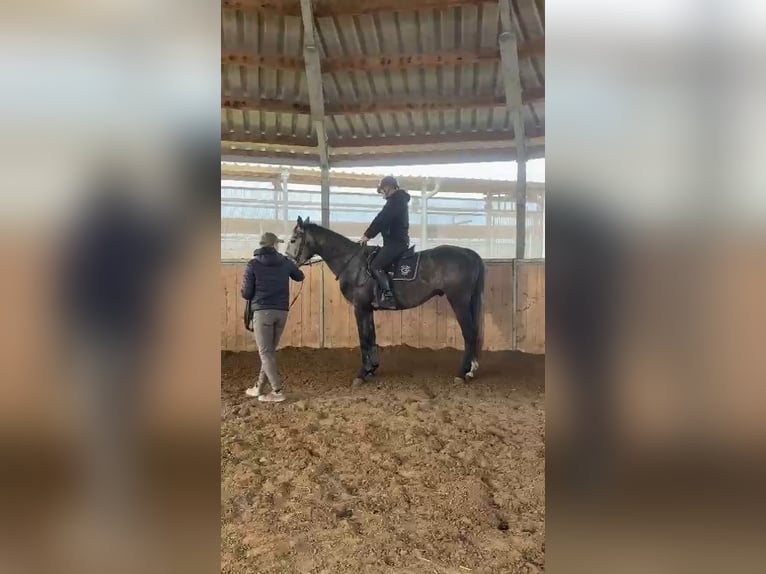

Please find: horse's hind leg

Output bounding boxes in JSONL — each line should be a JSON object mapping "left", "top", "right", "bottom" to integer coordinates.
{"left": 448, "top": 296, "right": 477, "bottom": 382}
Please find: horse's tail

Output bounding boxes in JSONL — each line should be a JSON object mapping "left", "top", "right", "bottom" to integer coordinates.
{"left": 470, "top": 255, "right": 485, "bottom": 360}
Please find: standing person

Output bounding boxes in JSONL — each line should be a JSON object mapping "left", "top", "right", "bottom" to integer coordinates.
{"left": 240, "top": 232, "right": 304, "bottom": 402}
{"left": 359, "top": 175, "right": 411, "bottom": 310}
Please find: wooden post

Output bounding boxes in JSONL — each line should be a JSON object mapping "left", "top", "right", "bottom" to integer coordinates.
{"left": 280, "top": 170, "right": 290, "bottom": 236}
{"left": 300, "top": 0, "right": 331, "bottom": 227}
{"left": 498, "top": 1, "right": 528, "bottom": 260}
{"left": 485, "top": 195, "right": 493, "bottom": 258}
{"left": 272, "top": 180, "right": 280, "bottom": 221}
{"left": 421, "top": 180, "right": 441, "bottom": 250}
{"left": 320, "top": 163, "right": 330, "bottom": 227}
{"left": 319, "top": 262, "right": 325, "bottom": 348}
{"left": 421, "top": 190, "right": 428, "bottom": 250}
{"left": 540, "top": 188, "right": 545, "bottom": 258}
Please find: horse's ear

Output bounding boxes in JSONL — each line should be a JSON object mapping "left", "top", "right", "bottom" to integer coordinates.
{"left": 296, "top": 216, "right": 304, "bottom": 228}
{"left": 305, "top": 216, "right": 311, "bottom": 224}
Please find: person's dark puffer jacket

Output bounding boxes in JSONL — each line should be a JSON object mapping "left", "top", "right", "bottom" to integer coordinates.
{"left": 240, "top": 247, "right": 305, "bottom": 311}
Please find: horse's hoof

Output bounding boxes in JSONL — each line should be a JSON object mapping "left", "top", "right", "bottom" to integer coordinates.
{"left": 352, "top": 377, "right": 365, "bottom": 387}
{"left": 466, "top": 371, "right": 476, "bottom": 380}
{"left": 454, "top": 376, "right": 466, "bottom": 384}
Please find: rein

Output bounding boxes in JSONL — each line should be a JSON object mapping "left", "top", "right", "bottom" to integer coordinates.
{"left": 287, "top": 256, "right": 322, "bottom": 309}
{"left": 288, "top": 281, "right": 303, "bottom": 310}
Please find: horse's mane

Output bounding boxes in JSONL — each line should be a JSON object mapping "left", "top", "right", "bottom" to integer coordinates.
{"left": 303, "top": 222, "right": 370, "bottom": 258}
{"left": 304, "top": 222, "right": 353, "bottom": 244}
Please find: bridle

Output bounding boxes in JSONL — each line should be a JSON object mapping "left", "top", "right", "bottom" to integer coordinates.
{"left": 286, "top": 248, "right": 362, "bottom": 313}
{"left": 289, "top": 230, "right": 366, "bottom": 281}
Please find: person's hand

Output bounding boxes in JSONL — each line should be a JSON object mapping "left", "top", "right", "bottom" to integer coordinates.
{"left": 359, "top": 235, "right": 369, "bottom": 245}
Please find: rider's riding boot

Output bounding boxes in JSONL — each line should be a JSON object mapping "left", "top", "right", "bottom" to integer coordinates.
{"left": 372, "top": 269, "right": 397, "bottom": 309}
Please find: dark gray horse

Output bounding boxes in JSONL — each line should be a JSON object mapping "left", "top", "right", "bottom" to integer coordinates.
{"left": 285, "top": 217, "right": 485, "bottom": 385}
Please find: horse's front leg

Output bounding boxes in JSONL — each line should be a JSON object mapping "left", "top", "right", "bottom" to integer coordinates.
{"left": 353, "top": 305, "right": 377, "bottom": 384}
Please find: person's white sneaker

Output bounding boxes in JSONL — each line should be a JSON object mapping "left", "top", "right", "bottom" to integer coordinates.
{"left": 258, "top": 391, "right": 285, "bottom": 403}
{"left": 245, "top": 386, "right": 261, "bottom": 398}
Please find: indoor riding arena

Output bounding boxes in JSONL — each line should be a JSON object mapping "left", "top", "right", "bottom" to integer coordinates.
{"left": 221, "top": 1, "right": 545, "bottom": 572}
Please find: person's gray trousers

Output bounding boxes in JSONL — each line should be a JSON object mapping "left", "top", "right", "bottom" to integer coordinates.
{"left": 252, "top": 309, "right": 288, "bottom": 394}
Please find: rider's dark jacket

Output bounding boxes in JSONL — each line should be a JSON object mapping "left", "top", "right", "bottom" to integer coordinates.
{"left": 364, "top": 189, "right": 411, "bottom": 245}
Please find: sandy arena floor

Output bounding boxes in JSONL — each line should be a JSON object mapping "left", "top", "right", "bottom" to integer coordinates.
{"left": 221, "top": 347, "right": 545, "bottom": 574}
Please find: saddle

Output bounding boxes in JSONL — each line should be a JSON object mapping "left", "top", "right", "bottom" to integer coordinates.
{"left": 366, "top": 245, "right": 421, "bottom": 282}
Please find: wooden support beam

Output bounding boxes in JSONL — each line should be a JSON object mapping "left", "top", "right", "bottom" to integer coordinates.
{"left": 313, "top": 0, "right": 495, "bottom": 16}
{"left": 223, "top": 87, "right": 543, "bottom": 116}
{"left": 222, "top": 128, "right": 543, "bottom": 150}
{"left": 221, "top": 149, "right": 320, "bottom": 166}
{"left": 221, "top": 1, "right": 301, "bottom": 16}
{"left": 223, "top": 0, "right": 500, "bottom": 18}
{"left": 221, "top": 39, "right": 543, "bottom": 72}
{"left": 222, "top": 139, "right": 318, "bottom": 154}
{"left": 499, "top": 13, "right": 528, "bottom": 259}
{"left": 328, "top": 146, "right": 544, "bottom": 167}
{"left": 221, "top": 51, "right": 304, "bottom": 70}
{"left": 315, "top": 120, "right": 330, "bottom": 225}
{"left": 223, "top": 132, "right": 317, "bottom": 147}
{"left": 303, "top": 46, "right": 326, "bottom": 120}
{"left": 321, "top": 40, "right": 543, "bottom": 72}
{"left": 330, "top": 129, "right": 544, "bottom": 150}
{"left": 279, "top": 171, "right": 290, "bottom": 236}
{"left": 327, "top": 89, "right": 543, "bottom": 115}
{"left": 221, "top": 96, "right": 309, "bottom": 114}
{"left": 320, "top": 165, "right": 330, "bottom": 226}
{"left": 299, "top": 0, "right": 331, "bottom": 226}
{"left": 223, "top": 146, "right": 542, "bottom": 167}
{"left": 331, "top": 138, "right": 539, "bottom": 156}
{"left": 322, "top": 48, "right": 499, "bottom": 73}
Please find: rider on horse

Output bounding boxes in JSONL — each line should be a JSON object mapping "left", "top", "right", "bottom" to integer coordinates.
{"left": 359, "top": 176, "right": 411, "bottom": 310}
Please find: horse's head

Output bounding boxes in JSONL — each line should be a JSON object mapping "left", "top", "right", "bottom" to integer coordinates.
{"left": 285, "top": 216, "right": 316, "bottom": 265}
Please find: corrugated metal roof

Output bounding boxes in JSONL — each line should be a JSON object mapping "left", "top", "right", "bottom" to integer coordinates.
{"left": 221, "top": 0, "right": 545, "bottom": 165}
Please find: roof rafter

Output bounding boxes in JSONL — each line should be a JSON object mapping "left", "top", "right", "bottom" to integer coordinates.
{"left": 223, "top": 0, "right": 501, "bottom": 18}
{"left": 221, "top": 38, "right": 544, "bottom": 72}
{"left": 222, "top": 87, "right": 543, "bottom": 115}
{"left": 222, "top": 127, "right": 544, "bottom": 152}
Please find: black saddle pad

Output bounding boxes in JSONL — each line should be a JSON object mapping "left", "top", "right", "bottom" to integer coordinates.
{"left": 390, "top": 251, "right": 420, "bottom": 281}
{"left": 366, "top": 246, "right": 420, "bottom": 282}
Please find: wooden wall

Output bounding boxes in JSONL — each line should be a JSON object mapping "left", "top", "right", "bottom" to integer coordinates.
{"left": 221, "top": 260, "right": 544, "bottom": 354}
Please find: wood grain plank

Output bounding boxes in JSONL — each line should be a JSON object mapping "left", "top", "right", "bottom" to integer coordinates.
{"left": 400, "top": 307, "right": 418, "bottom": 347}
{"left": 307, "top": 265, "right": 321, "bottom": 347}
{"left": 515, "top": 261, "right": 545, "bottom": 354}
{"left": 221, "top": 268, "right": 230, "bottom": 350}
{"left": 234, "top": 266, "right": 247, "bottom": 351}
{"left": 347, "top": 303, "right": 360, "bottom": 349}
{"left": 434, "top": 295, "right": 447, "bottom": 349}
{"left": 391, "top": 308, "right": 403, "bottom": 346}
{"left": 324, "top": 267, "right": 338, "bottom": 347}
{"left": 420, "top": 298, "right": 438, "bottom": 349}
{"left": 299, "top": 266, "right": 311, "bottom": 347}
{"left": 482, "top": 264, "right": 501, "bottom": 351}
{"left": 219, "top": 261, "right": 535, "bottom": 353}
{"left": 501, "top": 262, "right": 514, "bottom": 351}
{"left": 444, "top": 297, "right": 460, "bottom": 350}
{"left": 374, "top": 310, "right": 391, "bottom": 347}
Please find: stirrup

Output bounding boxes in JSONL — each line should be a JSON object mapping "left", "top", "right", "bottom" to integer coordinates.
{"left": 377, "top": 292, "right": 397, "bottom": 309}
